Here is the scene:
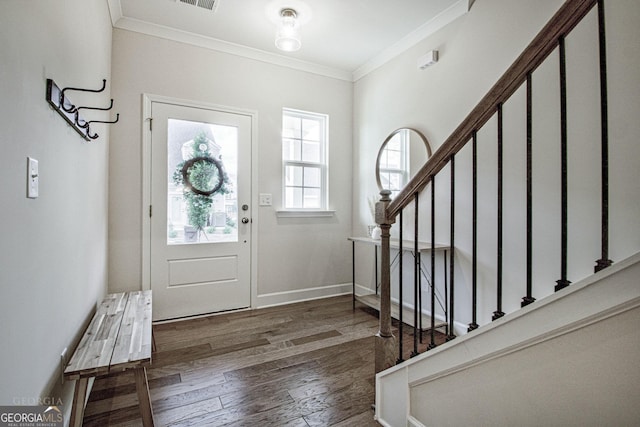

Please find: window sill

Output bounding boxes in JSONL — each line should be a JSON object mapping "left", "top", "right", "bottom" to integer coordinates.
{"left": 276, "top": 210, "right": 336, "bottom": 218}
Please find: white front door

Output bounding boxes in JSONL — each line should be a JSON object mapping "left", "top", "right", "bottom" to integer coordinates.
{"left": 150, "top": 101, "right": 252, "bottom": 320}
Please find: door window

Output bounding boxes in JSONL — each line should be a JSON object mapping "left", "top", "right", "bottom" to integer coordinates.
{"left": 167, "top": 119, "right": 238, "bottom": 244}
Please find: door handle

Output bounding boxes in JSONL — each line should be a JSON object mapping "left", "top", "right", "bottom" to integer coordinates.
{"left": 241, "top": 217, "right": 250, "bottom": 224}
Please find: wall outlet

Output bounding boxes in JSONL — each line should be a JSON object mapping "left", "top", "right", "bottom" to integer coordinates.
{"left": 60, "top": 347, "right": 67, "bottom": 384}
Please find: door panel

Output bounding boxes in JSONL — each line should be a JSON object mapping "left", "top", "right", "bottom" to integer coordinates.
{"left": 150, "top": 102, "right": 251, "bottom": 320}
{"left": 168, "top": 256, "right": 238, "bottom": 287}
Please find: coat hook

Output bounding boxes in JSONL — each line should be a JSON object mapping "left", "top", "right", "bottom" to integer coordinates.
{"left": 75, "top": 111, "right": 89, "bottom": 129}
{"left": 86, "top": 127, "right": 100, "bottom": 140}
{"left": 86, "top": 113, "right": 119, "bottom": 126}
{"left": 85, "top": 113, "right": 119, "bottom": 141}
{"left": 74, "top": 99, "right": 114, "bottom": 127}
{"left": 60, "top": 79, "right": 107, "bottom": 113}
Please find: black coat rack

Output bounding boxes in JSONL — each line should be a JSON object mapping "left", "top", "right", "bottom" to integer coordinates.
{"left": 46, "top": 78, "right": 119, "bottom": 141}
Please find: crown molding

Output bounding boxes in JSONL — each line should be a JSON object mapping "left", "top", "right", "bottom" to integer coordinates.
{"left": 352, "top": 0, "right": 472, "bottom": 81}
{"left": 107, "top": 0, "right": 122, "bottom": 27}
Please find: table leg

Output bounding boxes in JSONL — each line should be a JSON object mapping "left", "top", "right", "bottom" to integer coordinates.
{"left": 352, "top": 240, "right": 356, "bottom": 310}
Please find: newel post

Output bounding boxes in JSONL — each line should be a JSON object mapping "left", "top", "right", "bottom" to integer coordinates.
{"left": 375, "top": 190, "right": 397, "bottom": 374}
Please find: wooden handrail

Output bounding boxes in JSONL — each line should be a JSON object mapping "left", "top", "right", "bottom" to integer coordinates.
{"left": 387, "top": 0, "right": 597, "bottom": 219}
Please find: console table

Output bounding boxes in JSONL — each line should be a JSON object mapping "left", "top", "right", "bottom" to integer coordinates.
{"left": 348, "top": 237, "right": 450, "bottom": 331}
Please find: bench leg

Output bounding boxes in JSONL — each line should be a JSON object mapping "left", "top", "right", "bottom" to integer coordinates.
{"left": 68, "top": 377, "right": 88, "bottom": 427}
{"left": 134, "top": 367, "right": 155, "bottom": 427}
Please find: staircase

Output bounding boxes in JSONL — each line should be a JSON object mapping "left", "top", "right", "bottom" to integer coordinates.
{"left": 371, "top": 0, "right": 640, "bottom": 424}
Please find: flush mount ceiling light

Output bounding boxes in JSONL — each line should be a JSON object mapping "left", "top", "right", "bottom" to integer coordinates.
{"left": 275, "top": 8, "right": 301, "bottom": 52}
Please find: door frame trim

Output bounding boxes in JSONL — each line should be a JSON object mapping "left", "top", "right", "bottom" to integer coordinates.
{"left": 141, "top": 94, "right": 259, "bottom": 309}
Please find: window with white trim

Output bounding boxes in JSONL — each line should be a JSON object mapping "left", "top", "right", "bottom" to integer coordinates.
{"left": 378, "top": 129, "right": 409, "bottom": 198}
{"left": 282, "top": 108, "right": 328, "bottom": 210}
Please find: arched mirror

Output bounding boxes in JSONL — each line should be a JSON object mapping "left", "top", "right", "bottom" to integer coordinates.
{"left": 375, "top": 128, "right": 432, "bottom": 198}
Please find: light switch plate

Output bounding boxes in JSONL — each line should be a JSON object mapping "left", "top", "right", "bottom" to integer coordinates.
{"left": 259, "top": 193, "right": 272, "bottom": 206}
{"left": 27, "top": 157, "right": 39, "bottom": 199}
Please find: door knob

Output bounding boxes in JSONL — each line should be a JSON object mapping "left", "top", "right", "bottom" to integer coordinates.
{"left": 241, "top": 217, "right": 250, "bottom": 224}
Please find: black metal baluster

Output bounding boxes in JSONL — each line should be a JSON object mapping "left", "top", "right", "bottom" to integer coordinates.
{"left": 595, "top": 0, "right": 613, "bottom": 273}
{"left": 469, "top": 132, "right": 479, "bottom": 331}
{"left": 556, "top": 36, "right": 571, "bottom": 292}
{"left": 411, "top": 193, "right": 420, "bottom": 358}
{"left": 493, "top": 104, "right": 506, "bottom": 320}
{"left": 418, "top": 251, "right": 423, "bottom": 344}
{"left": 442, "top": 203, "right": 448, "bottom": 332}
{"left": 443, "top": 251, "right": 448, "bottom": 335}
{"left": 523, "top": 73, "right": 536, "bottom": 307}
{"left": 428, "top": 175, "right": 437, "bottom": 350}
{"left": 397, "top": 209, "right": 404, "bottom": 364}
{"left": 447, "top": 155, "right": 456, "bottom": 341}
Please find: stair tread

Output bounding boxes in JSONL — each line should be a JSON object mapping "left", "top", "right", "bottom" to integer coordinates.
{"left": 355, "top": 294, "right": 447, "bottom": 332}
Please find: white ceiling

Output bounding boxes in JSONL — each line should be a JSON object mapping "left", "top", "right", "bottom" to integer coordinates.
{"left": 108, "top": 0, "right": 471, "bottom": 81}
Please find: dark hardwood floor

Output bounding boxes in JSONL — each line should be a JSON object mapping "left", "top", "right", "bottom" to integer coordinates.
{"left": 83, "top": 295, "right": 445, "bottom": 426}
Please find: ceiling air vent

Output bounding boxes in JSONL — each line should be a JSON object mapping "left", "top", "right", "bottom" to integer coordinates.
{"left": 177, "top": 0, "right": 220, "bottom": 12}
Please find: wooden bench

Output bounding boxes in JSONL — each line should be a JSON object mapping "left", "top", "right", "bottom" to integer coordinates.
{"left": 64, "top": 291, "right": 155, "bottom": 427}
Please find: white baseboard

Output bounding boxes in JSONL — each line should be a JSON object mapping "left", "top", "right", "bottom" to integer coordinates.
{"left": 354, "top": 283, "right": 374, "bottom": 295}
{"left": 256, "top": 283, "right": 353, "bottom": 308}
{"left": 408, "top": 415, "right": 427, "bottom": 427}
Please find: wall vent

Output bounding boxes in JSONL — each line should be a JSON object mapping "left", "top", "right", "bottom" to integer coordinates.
{"left": 177, "top": 0, "right": 220, "bottom": 12}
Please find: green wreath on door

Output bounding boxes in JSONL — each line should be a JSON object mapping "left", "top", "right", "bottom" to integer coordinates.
{"left": 172, "top": 132, "right": 231, "bottom": 235}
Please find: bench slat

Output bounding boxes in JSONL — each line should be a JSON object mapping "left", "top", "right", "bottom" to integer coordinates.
{"left": 64, "top": 293, "right": 128, "bottom": 380}
{"left": 110, "top": 290, "right": 153, "bottom": 372}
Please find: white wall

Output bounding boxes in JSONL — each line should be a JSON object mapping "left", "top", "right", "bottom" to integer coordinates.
{"left": 0, "top": 0, "right": 112, "bottom": 409}
{"left": 353, "top": 0, "right": 640, "bottom": 331}
{"left": 108, "top": 29, "right": 353, "bottom": 304}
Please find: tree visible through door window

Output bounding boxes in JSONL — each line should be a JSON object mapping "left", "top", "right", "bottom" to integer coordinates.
{"left": 167, "top": 119, "right": 238, "bottom": 244}
{"left": 282, "top": 108, "right": 328, "bottom": 209}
